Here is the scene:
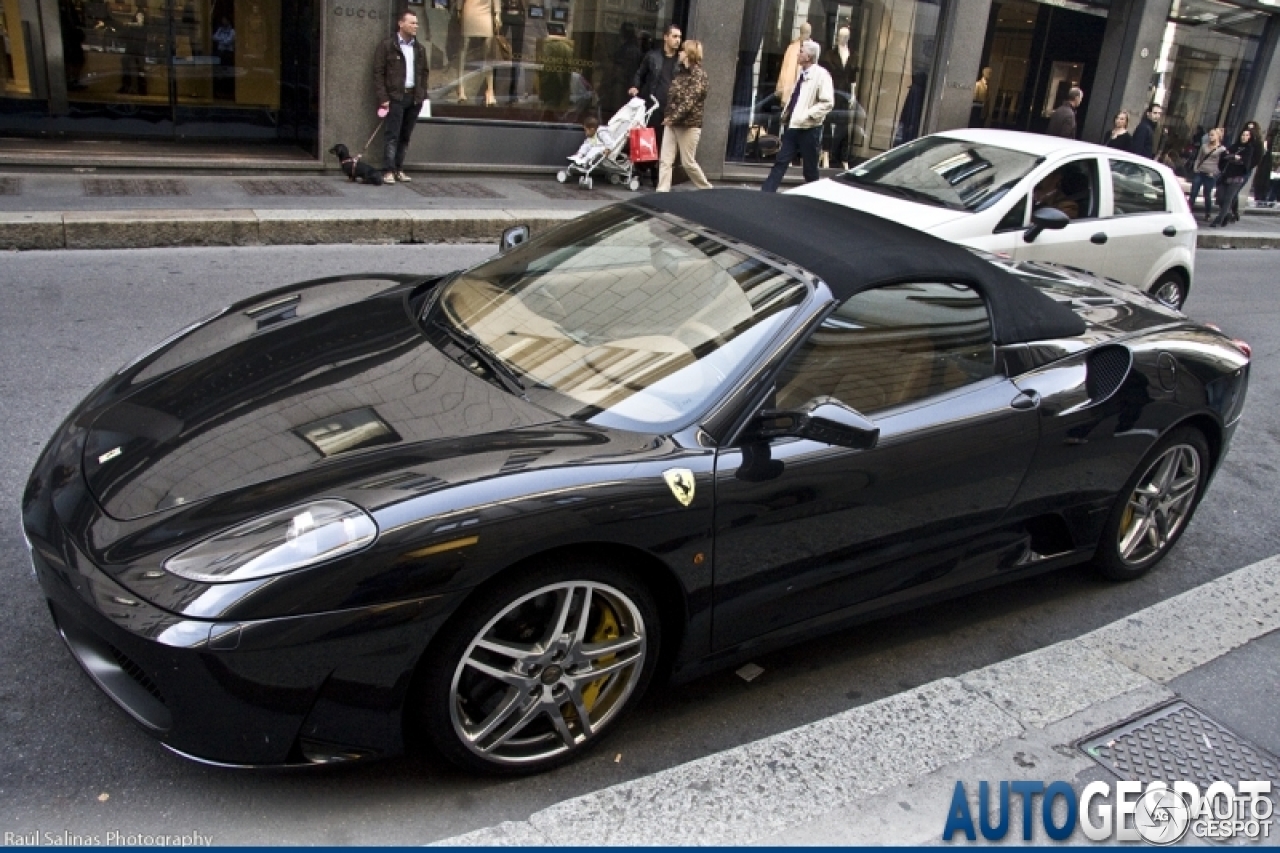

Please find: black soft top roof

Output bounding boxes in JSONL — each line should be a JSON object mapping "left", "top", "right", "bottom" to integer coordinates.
{"left": 635, "top": 189, "right": 1086, "bottom": 345}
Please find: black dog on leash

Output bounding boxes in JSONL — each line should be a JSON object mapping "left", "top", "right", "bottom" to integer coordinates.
{"left": 329, "top": 144, "right": 385, "bottom": 185}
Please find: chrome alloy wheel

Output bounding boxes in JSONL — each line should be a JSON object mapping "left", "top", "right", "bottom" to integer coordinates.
{"left": 1116, "top": 443, "right": 1201, "bottom": 565}
{"left": 1150, "top": 276, "right": 1187, "bottom": 310}
{"left": 448, "top": 581, "right": 647, "bottom": 765}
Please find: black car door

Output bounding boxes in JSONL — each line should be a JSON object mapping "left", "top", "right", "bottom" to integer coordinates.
{"left": 711, "top": 282, "right": 1041, "bottom": 649}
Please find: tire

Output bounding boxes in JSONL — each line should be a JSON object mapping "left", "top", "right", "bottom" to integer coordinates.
{"left": 1094, "top": 427, "right": 1209, "bottom": 581}
{"left": 1148, "top": 271, "right": 1188, "bottom": 310}
{"left": 418, "top": 559, "right": 660, "bottom": 775}
{"left": 584, "top": 177, "right": 593, "bottom": 190}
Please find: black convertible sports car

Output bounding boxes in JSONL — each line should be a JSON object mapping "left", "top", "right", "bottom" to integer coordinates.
{"left": 22, "top": 190, "right": 1250, "bottom": 774}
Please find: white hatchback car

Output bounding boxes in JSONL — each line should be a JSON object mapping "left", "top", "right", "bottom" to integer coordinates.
{"left": 789, "top": 129, "right": 1197, "bottom": 309}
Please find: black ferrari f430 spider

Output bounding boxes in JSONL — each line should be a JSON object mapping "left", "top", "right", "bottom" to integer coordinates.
{"left": 22, "top": 190, "right": 1250, "bottom": 773}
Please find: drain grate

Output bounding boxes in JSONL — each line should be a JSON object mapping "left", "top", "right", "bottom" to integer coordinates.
{"left": 237, "top": 179, "right": 341, "bottom": 197}
{"left": 1081, "top": 701, "right": 1280, "bottom": 794}
{"left": 84, "top": 178, "right": 189, "bottom": 197}
{"left": 520, "top": 180, "right": 617, "bottom": 200}
{"left": 403, "top": 181, "right": 505, "bottom": 199}
{"left": 0, "top": 177, "right": 20, "bottom": 195}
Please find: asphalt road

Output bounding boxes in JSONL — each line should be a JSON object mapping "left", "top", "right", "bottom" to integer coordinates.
{"left": 1, "top": 246, "right": 1275, "bottom": 843}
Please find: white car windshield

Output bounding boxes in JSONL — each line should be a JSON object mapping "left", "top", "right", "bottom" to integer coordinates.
{"left": 428, "top": 207, "right": 811, "bottom": 432}
{"left": 838, "top": 136, "right": 1041, "bottom": 212}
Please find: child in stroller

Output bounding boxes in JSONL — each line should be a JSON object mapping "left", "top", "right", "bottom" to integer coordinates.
{"left": 557, "top": 97, "right": 659, "bottom": 191}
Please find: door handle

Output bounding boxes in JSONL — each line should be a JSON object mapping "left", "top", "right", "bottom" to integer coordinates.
{"left": 1010, "top": 390, "right": 1041, "bottom": 410}
{"left": 1163, "top": 225, "right": 1177, "bottom": 237}
{"left": 1090, "top": 232, "right": 1108, "bottom": 245}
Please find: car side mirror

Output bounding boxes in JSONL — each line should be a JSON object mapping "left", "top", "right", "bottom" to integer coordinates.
{"left": 747, "top": 396, "right": 879, "bottom": 450}
{"left": 1023, "top": 207, "right": 1070, "bottom": 243}
{"left": 500, "top": 224, "right": 530, "bottom": 254}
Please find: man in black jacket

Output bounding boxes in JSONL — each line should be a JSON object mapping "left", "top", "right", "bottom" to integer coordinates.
{"left": 628, "top": 23, "right": 681, "bottom": 186}
{"left": 374, "top": 11, "right": 430, "bottom": 184}
{"left": 1131, "top": 104, "right": 1162, "bottom": 159}
{"left": 1046, "top": 87, "right": 1082, "bottom": 138}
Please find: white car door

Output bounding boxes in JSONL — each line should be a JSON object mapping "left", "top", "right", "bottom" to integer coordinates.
{"left": 1100, "top": 158, "right": 1185, "bottom": 290}
{"left": 1012, "top": 155, "right": 1111, "bottom": 279}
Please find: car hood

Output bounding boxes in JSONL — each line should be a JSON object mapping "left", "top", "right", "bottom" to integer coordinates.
{"left": 786, "top": 179, "right": 971, "bottom": 231}
{"left": 81, "top": 276, "right": 558, "bottom": 521}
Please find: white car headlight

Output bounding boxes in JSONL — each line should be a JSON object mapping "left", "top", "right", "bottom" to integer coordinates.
{"left": 164, "top": 499, "right": 377, "bottom": 584}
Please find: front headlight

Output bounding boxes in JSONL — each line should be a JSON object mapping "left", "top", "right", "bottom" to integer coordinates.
{"left": 164, "top": 499, "right": 377, "bottom": 584}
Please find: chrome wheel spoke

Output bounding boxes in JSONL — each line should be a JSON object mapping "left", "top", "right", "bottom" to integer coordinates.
{"left": 466, "top": 687, "right": 525, "bottom": 743}
{"left": 582, "top": 632, "right": 643, "bottom": 661}
{"left": 578, "top": 647, "right": 640, "bottom": 680}
{"left": 474, "top": 636, "right": 538, "bottom": 663}
{"left": 567, "top": 686, "right": 594, "bottom": 737}
{"left": 463, "top": 652, "right": 528, "bottom": 688}
{"left": 571, "top": 586, "right": 594, "bottom": 648}
{"left": 542, "top": 586, "right": 580, "bottom": 647}
{"left": 483, "top": 696, "right": 547, "bottom": 753}
{"left": 548, "top": 700, "right": 579, "bottom": 748}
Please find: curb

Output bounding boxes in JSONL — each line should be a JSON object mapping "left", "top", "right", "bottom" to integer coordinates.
{"left": 432, "top": 554, "right": 1280, "bottom": 846}
{"left": 5, "top": 210, "right": 1277, "bottom": 251}
{"left": 0, "top": 209, "right": 585, "bottom": 251}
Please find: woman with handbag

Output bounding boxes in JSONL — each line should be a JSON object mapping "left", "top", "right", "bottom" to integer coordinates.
{"left": 1189, "top": 127, "right": 1225, "bottom": 222}
{"left": 657, "top": 40, "right": 713, "bottom": 192}
{"left": 1209, "top": 127, "right": 1255, "bottom": 228}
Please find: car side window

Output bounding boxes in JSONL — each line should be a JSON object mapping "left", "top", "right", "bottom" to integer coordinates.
{"left": 1110, "top": 159, "right": 1167, "bottom": 214}
{"left": 774, "top": 283, "right": 995, "bottom": 415}
{"left": 1031, "top": 159, "right": 1099, "bottom": 220}
{"left": 995, "top": 194, "right": 1028, "bottom": 232}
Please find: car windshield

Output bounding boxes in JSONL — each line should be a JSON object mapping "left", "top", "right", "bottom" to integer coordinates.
{"left": 428, "top": 206, "right": 811, "bottom": 431}
{"left": 837, "top": 136, "right": 1041, "bottom": 212}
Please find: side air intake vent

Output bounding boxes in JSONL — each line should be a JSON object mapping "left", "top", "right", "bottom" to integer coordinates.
{"left": 1086, "top": 345, "right": 1132, "bottom": 404}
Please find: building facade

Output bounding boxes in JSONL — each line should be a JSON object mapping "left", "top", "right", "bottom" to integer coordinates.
{"left": 2, "top": 0, "right": 1278, "bottom": 174}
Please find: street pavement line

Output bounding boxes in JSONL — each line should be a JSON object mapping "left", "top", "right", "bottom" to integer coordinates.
{"left": 438, "top": 554, "right": 1280, "bottom": 846}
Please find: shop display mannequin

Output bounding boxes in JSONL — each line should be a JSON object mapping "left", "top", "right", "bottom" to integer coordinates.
{"left": 970, "top": 66, "right": 990, "bottom": 126}
{"left": 821, "top": 26, "right": 856, "bottom": 168}
{"left": 454, "top": 0, "right": 499, "bottom": 105}
{"left": 776, "top": 22, "right": 811, "bottom": 100}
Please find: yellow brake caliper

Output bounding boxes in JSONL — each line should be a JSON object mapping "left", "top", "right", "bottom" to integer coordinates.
{"left": 574, "top": 601, "right": 620, "bottom": 718}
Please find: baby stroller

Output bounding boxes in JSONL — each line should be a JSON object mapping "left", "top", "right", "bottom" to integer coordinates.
{"left": 556, "top": 96, "right": 659, "bottom": 191}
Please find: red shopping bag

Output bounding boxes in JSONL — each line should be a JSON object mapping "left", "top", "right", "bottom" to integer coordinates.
{"left": 629, "top": 127, "right": 658, "bottom": 163}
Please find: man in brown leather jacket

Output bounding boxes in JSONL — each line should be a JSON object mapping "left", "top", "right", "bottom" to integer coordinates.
{"left": 374, "top": 11, "right": 430, "bottom": 184}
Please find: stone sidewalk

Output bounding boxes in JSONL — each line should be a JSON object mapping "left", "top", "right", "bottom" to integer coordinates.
{"left": 2, "top": 170, "right": 1280, "bottom": 250}
{"left": 434, "top": 555, "right": 1280, "bottom": 846}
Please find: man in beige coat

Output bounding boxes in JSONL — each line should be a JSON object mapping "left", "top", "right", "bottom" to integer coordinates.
{"left": 762, "top": 40, "right": 833, "bottom": 192}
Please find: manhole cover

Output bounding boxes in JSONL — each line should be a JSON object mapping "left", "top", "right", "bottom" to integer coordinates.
{"left": 83, "top": 179, "right": 189, "bottom": 197}
{"left": 403, "top": 181, "right": 505, "bottom": 199}
{"left": 237, "top": 179, "right": 341, "bottom": 197}
{"left": 521, "top": 181, "right": 616, "bottom": 200}
{"left": 1081, "top": 701, "right": 1280, "bottom": 792}
{"left": 0, "top": 177, "right": 20, "bottom": 195}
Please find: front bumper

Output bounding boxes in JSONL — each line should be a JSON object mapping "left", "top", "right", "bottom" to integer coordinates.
{"left": 29, "top": 521, "right": 462, "bottom": 766}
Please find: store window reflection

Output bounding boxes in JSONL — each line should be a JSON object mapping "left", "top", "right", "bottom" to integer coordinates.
{"left": 1154, "top": 0, "right": 1267, "bottom": 168}
{"left": 726, "top": 0, "right": 941, "bottom": 167}
{"left": 419, "top": 0, "right": 666, "bottom": 125}
{"left": 1, "top": 0, "right": 317, "bottom": 148}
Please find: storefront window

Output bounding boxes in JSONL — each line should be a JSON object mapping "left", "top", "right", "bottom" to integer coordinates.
{"left": 726, "top": 0, "right": 941, "bottom": 167}
{"left": 0, "top": 0, "right": 318, "bottom": 148}
{"left": 1154, "top": 0, "right": 1269, "bottom": 165}
{"left": 416, "top": 0, "right": 669, "bottom": 125}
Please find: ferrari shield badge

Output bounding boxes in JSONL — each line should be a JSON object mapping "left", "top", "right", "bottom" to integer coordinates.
{"left": 663, "top": 468, "right": 696, "bottom": 507}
